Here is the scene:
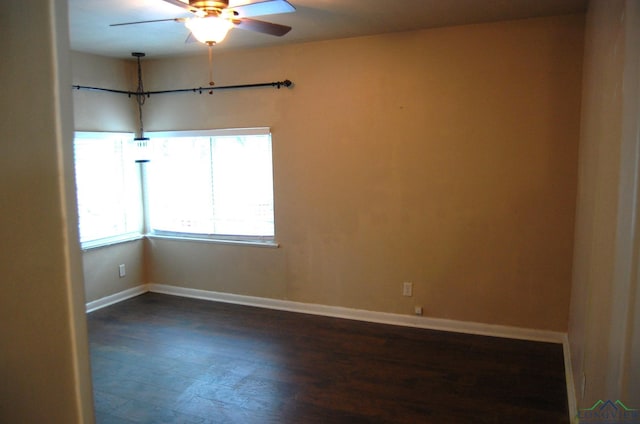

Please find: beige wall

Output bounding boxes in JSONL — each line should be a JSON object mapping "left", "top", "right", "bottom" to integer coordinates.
{"left": 71, "top": 51, "right": 137, "bottom": 132}
{"left": 569, "top": 0, "right": 640, "bottom": 409}
{"left": 139, "top": 14, "right": 584, "bottom": 331}
{"left": 0, "top": 0, "right": 94, "bottom": 422}
{"left": 70, "top": 52, "right": 145, "bottom": 304}
{"left": 82, "top": 241, "right": 145, "bottom": 302}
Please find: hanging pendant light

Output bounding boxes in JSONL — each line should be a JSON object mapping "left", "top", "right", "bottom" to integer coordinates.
{"left": 132, "top": 52, "right": 150, "bottom": 163}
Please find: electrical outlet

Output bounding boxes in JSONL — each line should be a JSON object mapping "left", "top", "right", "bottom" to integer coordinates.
{"left": 403, "top": 282, "right": 413, "bottom": 297}
{"left": 118, "top": 264, "right": 126, "bottom": 278}
{"left": 414, "top": 306, "right": 423, "bottom": 316}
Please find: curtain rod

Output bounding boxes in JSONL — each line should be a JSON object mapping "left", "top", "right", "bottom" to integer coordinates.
{"left": 72, "top": 79, "right": 293, "bottom": 96}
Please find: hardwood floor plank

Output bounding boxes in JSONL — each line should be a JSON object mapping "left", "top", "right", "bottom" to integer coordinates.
{"left": 88, "top": 293, "right": 568, "bottom": 423}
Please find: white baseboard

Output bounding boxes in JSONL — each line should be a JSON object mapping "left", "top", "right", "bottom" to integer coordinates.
{"left": 85, "top": 284, "right": 149, "bottom": 313}
{"left": 146, "top": 283, "right": 566, "bottom": 344}
{"left": 85, "top": 283, "right": 567, "bottom": 343}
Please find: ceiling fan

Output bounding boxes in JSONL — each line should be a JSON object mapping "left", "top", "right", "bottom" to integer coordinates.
{"left": 111, "top": 0, "right": 296, "bottom": 46}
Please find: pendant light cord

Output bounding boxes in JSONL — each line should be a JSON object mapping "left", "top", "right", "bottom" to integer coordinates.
{"left": 133, "top": 52, "right": 147, "bottom": 139}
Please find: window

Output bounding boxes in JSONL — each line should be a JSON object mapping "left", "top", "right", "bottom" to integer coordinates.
{"left": 72, "top": 128, "right": 275, "bottom": 248}
{"left": 146, "top": 128, "right": 275, "bottom": 244}
{"left": 73, "top": 132, "right": 143, "bottom": 248}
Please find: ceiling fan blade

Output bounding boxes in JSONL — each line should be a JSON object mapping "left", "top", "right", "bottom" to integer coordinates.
{"left": 230, "top": 0, "right": 295, "bottom": 18}
{"left": 161, "top": 0, "right": 202, "bottom": 14}
{"left": 110, "top": 18, "right": 183, "bottom": 27}
{"left": 234, "top": 18, "right": 292, "bottom": 36}
{"left": 185, "top": 32, "right": 197, "bottom": 44}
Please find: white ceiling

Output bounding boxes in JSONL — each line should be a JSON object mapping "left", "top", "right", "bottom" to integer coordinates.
{"left": 68, "top": 0, "right": 587, "bottom": 59}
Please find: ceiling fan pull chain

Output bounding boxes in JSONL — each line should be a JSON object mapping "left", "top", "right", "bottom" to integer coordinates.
{"left": 208, "top": 44, "right": 215, "bottom": 93}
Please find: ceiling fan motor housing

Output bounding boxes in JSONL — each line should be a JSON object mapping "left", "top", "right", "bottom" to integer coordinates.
{"left": 190, "top": 0, "right": 229, "bottom": 11}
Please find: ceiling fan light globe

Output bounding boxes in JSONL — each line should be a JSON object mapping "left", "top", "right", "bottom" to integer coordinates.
{"left": 185, "top": 17, "right": 233, "bottom": 45}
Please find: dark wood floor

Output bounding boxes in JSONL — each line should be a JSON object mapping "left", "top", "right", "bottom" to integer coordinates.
{"left": 88, "top": 293, "right": 568, "bottom": 423}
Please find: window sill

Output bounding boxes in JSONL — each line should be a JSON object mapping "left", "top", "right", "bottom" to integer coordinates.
{"left": 81, "top": 234, "right": 144, "bottom": 251}
{"left": 145, "top": 234, "right": 280, "bottom": 248}
{"left": 81, "top": 233, "right": 279, "bottom": 250}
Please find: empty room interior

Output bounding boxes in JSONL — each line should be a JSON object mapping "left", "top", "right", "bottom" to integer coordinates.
{"left": 1, "top": 0, "right": 640, "bottom": 423}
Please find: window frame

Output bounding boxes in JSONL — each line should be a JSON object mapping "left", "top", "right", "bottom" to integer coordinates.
{"left": 144, "top": 127, "right": 278, "bottom": 248}
{"left": 73, "top": 131, "right": 144, "bottom": 250}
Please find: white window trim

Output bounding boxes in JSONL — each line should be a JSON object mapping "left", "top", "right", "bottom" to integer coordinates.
{"left": 81, "top": 233, "right": 145, "bottom": 251}
{"left": 74, "top": 131, "right": 133, "bottom": 140}
{"left": 75, "top": 128, "right": 278, "bottom": 250}
{"left": 81, "top": 232, "right": 277, "bottom": 250}
{"left": 74, "top": 131, "right": 143, "bottom": 250}
{"left": 144, "top": 127, "right": 277, "bottom": 246}
{"left": 148, "top": 127, "right": 270, "bottom": 139}
{"left": 146, "top": 232, "right": 279, "bottom": 248}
